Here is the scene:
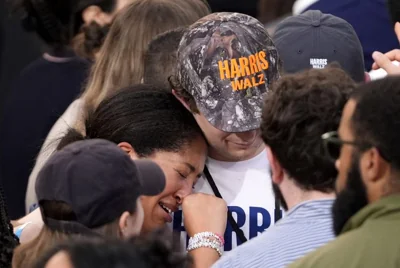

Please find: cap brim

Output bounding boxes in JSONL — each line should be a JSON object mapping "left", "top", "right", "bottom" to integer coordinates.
{"left": 196, "top": 94, "right": 264, "bottom": 133}
{"left": 134, "top": 160, "right": 166, "bottom": 196}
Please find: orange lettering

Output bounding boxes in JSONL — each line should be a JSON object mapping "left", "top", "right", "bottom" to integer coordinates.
{"left": 259, "top": 51, "right": 269, "bottom": 70}
{"left": 255, "top": 53, "right": 263, "bottom": 72}
{"left": 248, "top": 55, "right": 259, "bottom": 74}
{"left": 251, "top": 76, "right": 259, "bottom": 87}
{"left": 239, "top": 57, "right": 251, "bottom": 76}
{"left": 231, "top": 79, "right": 244, "bottom": 91}
{"left": 218, "top": 60, "right": 231, "bottom": 79}
{"left": 230, "top": 59, "right": 240, "bottom": 78}
{"left": 243, "top": 77, "right": 252, "bottom": 89}
{"left": 258, "top": 73, "right": 266, "bottom": 85}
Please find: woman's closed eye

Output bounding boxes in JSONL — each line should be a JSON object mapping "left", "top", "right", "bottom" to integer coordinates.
{"left": 174, "top": 169, "right": 188, "bottom": 179}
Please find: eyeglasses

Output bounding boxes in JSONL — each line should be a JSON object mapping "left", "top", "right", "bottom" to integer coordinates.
{"left": 321, "top": 131, "right": 371, "bottom": 162}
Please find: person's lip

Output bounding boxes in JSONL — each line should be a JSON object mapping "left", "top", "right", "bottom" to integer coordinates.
{"left": 158, "top": 202, "right": 178, "bottom": 223}
{"left": 159, "top": 202, "right": 178, "bottom": 213}
{"left": 163, "top": 211, "right": 173, "bottom": 223}
{"left": 229, "top": 140, "right": 256, "bottom": 147}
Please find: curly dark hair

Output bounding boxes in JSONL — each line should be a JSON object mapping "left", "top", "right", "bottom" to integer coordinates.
{"left": 261, "top": 65, "right": 356, "bottom": 192}
{"left": 72, "top": 22, "right": 111, "bottom": 60}
{"left": 34, "top": 228, "right": 191, "bottom": 268}
{"left": 0, "top": 185, "right": 20, "bottom": 268}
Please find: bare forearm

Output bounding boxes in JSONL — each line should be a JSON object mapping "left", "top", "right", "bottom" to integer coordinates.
{"left": 190, "top": 248, "right": 220, "bottom": 268}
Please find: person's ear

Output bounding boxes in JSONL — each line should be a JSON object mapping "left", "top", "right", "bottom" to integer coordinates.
{"left": 119, "top": 200, "right": 144, "bottom": 237}
{"left": 118, "top": 211, "right": 131, "bottom": 237}
{"left": 266, "top": 146, "right": 284, "bottom": 184}
{"left": 172, "top": 89, "right": 192, "bottom": 112}
{"left": 82, "top": 5, "right": 112, "bottom": 26}
{"left": 360, "top": 148, "right": 388, "bottom": 184}
{"left": 118, "top": 142, "right": 139, "bottom": 159}
{"left": 360, "top": 147, "right": 390, "bottom": 201}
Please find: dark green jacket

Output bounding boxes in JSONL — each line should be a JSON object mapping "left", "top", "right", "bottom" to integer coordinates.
{"left": 289, "top": 195, "right": 400, "bottom": 268}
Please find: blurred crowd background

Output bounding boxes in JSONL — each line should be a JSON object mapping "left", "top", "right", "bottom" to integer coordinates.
{"left": 1, "top": 0, "right": 398, "bottom": 122}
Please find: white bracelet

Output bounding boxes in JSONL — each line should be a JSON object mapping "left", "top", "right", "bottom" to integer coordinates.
{"left": 192, "top": 232, "right": 224, "bottom": 246}
{"left": 187, "top": 238, "right": 223, "bottom": 256}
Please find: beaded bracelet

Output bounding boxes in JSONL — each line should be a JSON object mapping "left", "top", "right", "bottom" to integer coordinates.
{"left": 187, "top": 232, "right": 224, "bottom": 257}
{"left": 192, "top": 232, "right": 225, "bottom": 246}
{"left": 187, "top": 238, "right": 223, "bottom": 256}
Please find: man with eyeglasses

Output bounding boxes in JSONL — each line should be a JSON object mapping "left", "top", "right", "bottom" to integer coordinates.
{"left": 290, "top": 76, "right": 400, "bottom": 268}
{"left": 211, "top": 65, "right": 356, "bottom": 268}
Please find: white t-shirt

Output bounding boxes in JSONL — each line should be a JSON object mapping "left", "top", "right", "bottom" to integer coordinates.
{"left": 172, "top": 149, "right": 281, "bottom": 251}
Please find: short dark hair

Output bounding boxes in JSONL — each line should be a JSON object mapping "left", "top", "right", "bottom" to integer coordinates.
{"left": 169, "top": 75, "right": 200, "bottom": 113}
{"left": 350, "top": 76, "right": 400, "bottom": 171}
{"left": 34, "top": 228, "right": 191, "bottom": 268}
{"left": 388, "top": 0, "right": 400, "bottom": 25}
{"left": 59, "top": 84, "right": 204, "bottom": 157}
{"left": 261, "top": 65, "right": 356, "bottom": 192}
{"left": 144, "top": 28, "right": 187, "bottom": 91}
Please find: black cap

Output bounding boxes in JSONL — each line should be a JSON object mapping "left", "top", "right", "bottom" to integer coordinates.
{"left": 274, "top": 10, "right": 365, "bottom": 82}
{"left": 36, "top": 139, "right": 165, "bottom": 234}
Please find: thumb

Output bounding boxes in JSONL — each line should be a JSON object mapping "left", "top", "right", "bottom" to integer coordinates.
{"left": 372, "top": 51, "right": 398, "bottom": 74}
{"left": 395, "top": 22, "right": 400, "bottom": 43}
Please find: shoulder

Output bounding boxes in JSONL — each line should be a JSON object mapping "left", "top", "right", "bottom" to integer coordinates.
{"left": 19, "top": 57, "right": 50, "bottom": 73}
{"left": 25, "top": 98, "right": 85, "bottom": 211}
{"left": 64, "top": 99, "right": 85, "bottom": 118}
{"left": 14, "top": 209, "right": 43, "bottom": 243}
{"left": 60, "top": 56, "right": 92, "bottom": 74}
{"left": 213, "top": 230, "right": 279, "bottom": 268}
{"left": 288, "top": 228, "right": 366, "bottom": 268}
{"left": 45, "top": 99, "right": 84, "bottom": 137}
{"left": 20, "top": 55, "right": 90, "bottom": 76}
{"left": 8, "top": 58, "right": 50, "bottom": 90}
{"left": 40, "top": 98, "right": 85, "bottom": 149}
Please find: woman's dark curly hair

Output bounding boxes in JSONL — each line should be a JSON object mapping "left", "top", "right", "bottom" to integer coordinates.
{"left": 34, "top": 228, "right": 191, "bottom": 268}
{"left": 0, "top": 185, "right": 20, "bottom": 268}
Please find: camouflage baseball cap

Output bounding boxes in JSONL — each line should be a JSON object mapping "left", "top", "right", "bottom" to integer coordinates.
{"left": 177, "top": 12, "right": 280, "bottom": 132}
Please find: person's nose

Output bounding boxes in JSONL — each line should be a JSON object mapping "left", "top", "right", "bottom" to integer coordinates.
{"left": 174, "top": 182, "right": 193, "bottom": 205}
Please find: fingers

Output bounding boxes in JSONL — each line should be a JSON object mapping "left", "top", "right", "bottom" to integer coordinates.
{"left": 371, "top": 51, "right": 400, "bottom": 74}
{"left": 371, "top": 22, "right": 400, "bottom": 71}
{"left": 371, "top": 50, "right": 400, "bottom": 70}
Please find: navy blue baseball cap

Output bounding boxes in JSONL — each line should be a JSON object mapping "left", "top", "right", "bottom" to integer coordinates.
{"left": 36, "top": 139, "right": 166, "bottom": 234}
{"left": 273, "top": 10, "right": 365, "bottom": 82}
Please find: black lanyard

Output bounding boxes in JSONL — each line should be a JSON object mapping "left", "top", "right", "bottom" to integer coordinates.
{"left": 203, "top": 166, "right": 282, "bottom": 244}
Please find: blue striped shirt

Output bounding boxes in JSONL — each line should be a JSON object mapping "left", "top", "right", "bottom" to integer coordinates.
{"left": 212, "top": 199, "right": 335, "bottom": 268}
